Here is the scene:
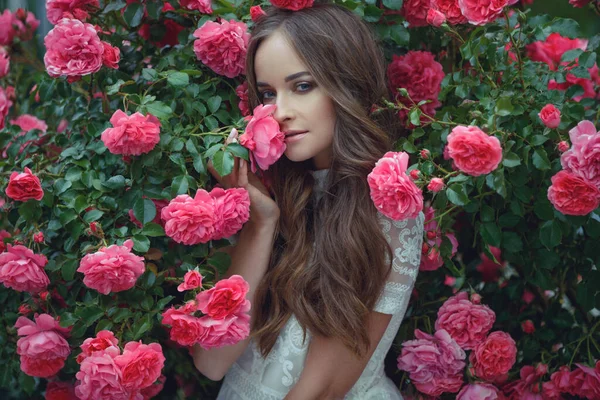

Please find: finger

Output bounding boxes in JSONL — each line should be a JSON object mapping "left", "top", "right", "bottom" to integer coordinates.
{"left": 238, "top": 159, "right": 249, "bottom": 188}
{"left": 207, "top": 160, "right": 223, "bottom": 184}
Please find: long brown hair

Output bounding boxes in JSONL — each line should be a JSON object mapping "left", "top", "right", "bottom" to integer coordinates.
{"left": 246, "top": 3, "right": 400, "bottom": 358}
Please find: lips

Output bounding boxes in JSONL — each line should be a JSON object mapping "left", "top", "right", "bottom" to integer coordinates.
{"left": 284, "top": 130, "right": 308, "bottom": 137}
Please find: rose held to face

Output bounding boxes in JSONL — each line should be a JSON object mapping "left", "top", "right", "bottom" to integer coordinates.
{"left": 239, "top": 105, "right": 286, "bottom": 172}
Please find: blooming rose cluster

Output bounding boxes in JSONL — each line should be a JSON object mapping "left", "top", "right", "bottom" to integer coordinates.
{"left": 74, "top": 330, "right": 165, "bottom": 399}
{"left": 420, "top": 207, "right": 458, "bottom": 271}
{"left": 193, "top": 19, "right": 250, "bottom": 78}
{"left": 239, "top": 104, "right": 286, "bottom": 172}
{"left": 368, "top": 151, "right": 424, "bottom": 221}
{"left": 542, "top": 362, "right": 600, "bottom": 399}
{"left": 14, "top": 314, "right": 71, "bottom": 378}
{"left": 46, "top": 0, "right": 99, "bottom": 24}
{"left": 0, "top": 244, "right": 49, "bottom": 293}
{"left": 161, "top": 187, "right": 250, "bottom": 245}
{"left": 445, "top": 125, "right": 503, "bottom": 176}
{"left": 548, "top": 120, "right": 600, "bottom": 216}
{"left": 162, "top": 275, "right": 251, "bottom": 349}
{"left": 403, "top": 0, "right": 511, "bottom": 27}
{"left": 77, "top": 239, "right": 145, "bottom": 295}
{"left": 397, "top": 329, "right": 466, "bottom": 396}
{"left": 44, "top": 19, "right": 120, "bottom": 80}
{"left": 0, "top": 8, "right": 40, "bottom": 46}
{"left": 527, "top": 33, "right": 599, "bottom": 102}
{"left": 387, "top": 51, "right": 444, "bottom": 123}
{"left": 101, "top": 110, "right": 161, "bottom": 156}
{"left": 435, "top": 292, "right": 496, "bottom": 350}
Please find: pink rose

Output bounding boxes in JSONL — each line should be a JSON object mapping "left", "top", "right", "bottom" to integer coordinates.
{"left": 476, "top": 246, "right": 505, "bottom": 282}
{"left": 547, "top": 170, "right": 600, "bottom": 216}
{"left": 521, "top": 320, "right": 535, "bottom": 334}
{"left": 162, "top": 303, "right": 204, "bottom": 346}
{"left": 101, "top": 110, "right": 161, "bottom": 156}
{"left": 269, "top": 0, "right": 314, "bottom": 10}
{"left": 196, "top": 274, "right": 250, "bottom": 319}
{"left": 0, "top": 86, "right": 12, "bottom": 130}
{"left": 458, "top": 0, "right": 509, "bottom": 26}
{"left": 401, "top": 0, "right": 431, "bottom": 27}
{"left": 427, "top": 177, "right": 445, "bottom": 192}
{"left": 420, "top": 207, "right": 458, "bottom": 271}
{"left": 558, "top": 141, "right": 570, "bottom": 153}
{"left": 457, "top": 383, "right": 505, "bottom": 399}
{"left": 180, "top": 0, "right": 212, "bottom": 13}
{"left": 46, "top": 0, "right": 100, "bottom": 24}
{"left": 250, "top": 5, "right": 267, "bottom": 22}
{"left": 548, "top": 73, "right": 597, "bottom": 102}
{"left": 15, "top": 314, "right": 71, "bottom": 378}
{"left": 387, "top": 51, "right": 444, "bottom": 123}
{"left": 560, "top": 120, "right": 600, "bottom": 188}
{"left": 435, "top": 292, "right": 496, "bottom": 350}
{"left": 504, "top": 364, "right": 550, "bottom": 399}
{"left": 44, "top": 19, "right": 104, "bottom": 78}
{"left": 161, "top": 190, "right": 216, "bottom": 245}
{"left": 431, "top": 0, "right": 468, "bottom": 24}
{"left": 115, "top": 341, "right": 165, "bottom": 390}
{"left": 210, "top": 187, "right": 251, "bottom": 240}
{"left": 236, "top": 81, "right": 250, "bottom": 117}
{"left": 526, "top": 33, "right": 588, "bottom": 71}
{"left": 137, "top": 3, "right": 185, "bottom": 48}
{"left": 14, "top": 9, "right": 40, "bottom": 42}
{"left": 45, "top": 381, "right": 77, "bottom": 400}
{"left": 6, "top": 167, "right": 44, "bottom": 201}
{"left": 427, "top": 8, "right": 447, "bottom": 27}
{"left": 397, "top": 329, "right": 466, "bottom": 397}
{"left": 470, "top": 331, "right": 517, "bottom": 382}
{"left": 177, "top": 270, "right": 203, "bottom": 292}
{"left": 33, "top": 232, "right": 44, "bottom": 243}
{"left": 0, "top": 244, "right": 49, "bottom": 293}
{"left": 101, "top": 42, "right": 120, "bottom": 69}
{"left": 11, "top": 114, "right": 48, "bottom": 133}
{"left": 0, "top": 10, "right": 17, "bottom": 46}
{"left": 569, "top": 0, "right": 591, "bottom": 7}
{"left": 239, "top": 104, "right": 286, "bottom": 172}
{"left": 75, "top": 349, "right": 131, "bottom": 400}
{"left": 77, "top": 239, "right": 145, "bottom": 295}
{"left": 0, "top": 47, "right": 9, "bottom": 78}
{"left": 196, "top": 313, "right": 250, "bottom": 349}
{"left": 446, "top": 125, "right": 502, "bottom": 176}
{"left": 538, "top": 104, "right": 561, "bottom": 129}
{"left": 571, "top": 362, "right": 600, "bottom": 399}
{"left": 140, "top": 374, "right": 165, "bottom": 400}
{"left": 77, "top": 330, "right": 120, "bottom": 363}
{"left": 368, "top": 151, "right": 423, "bottom": 221}
{"left": 193, "top": 19, "right": 249, "bottom": 78}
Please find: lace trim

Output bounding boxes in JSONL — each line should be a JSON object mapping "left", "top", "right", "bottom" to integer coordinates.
{"left": 373, "top": 283, "right": 411, "bottom": 314}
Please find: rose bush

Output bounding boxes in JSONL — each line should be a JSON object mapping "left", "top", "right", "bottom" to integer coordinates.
{"left": 0, "top": 0, "right": 599, "bottom": 398}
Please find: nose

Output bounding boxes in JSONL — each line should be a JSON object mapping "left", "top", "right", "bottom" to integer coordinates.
{"left": 273, "top": 93, "right": 294, "bottom": 125}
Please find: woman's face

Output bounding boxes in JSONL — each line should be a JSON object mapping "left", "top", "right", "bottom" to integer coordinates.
{"left": 253, "top": 30, "right": 337, "bottom": 170}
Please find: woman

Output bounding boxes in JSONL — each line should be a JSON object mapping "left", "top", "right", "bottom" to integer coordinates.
{"left": 193, "top": 3, "right": 424, "bottom": 399}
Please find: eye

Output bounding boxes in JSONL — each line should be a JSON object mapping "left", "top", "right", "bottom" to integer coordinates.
{"left": 260, "top": 90, "right": 276, "bottom": 102}
{"left": 296, "top": 82, "right": 313, "bottom": 92}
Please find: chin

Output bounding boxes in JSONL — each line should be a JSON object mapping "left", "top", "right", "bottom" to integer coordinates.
{"left": 284, "top": 149, "right": 311, "bottom": 163}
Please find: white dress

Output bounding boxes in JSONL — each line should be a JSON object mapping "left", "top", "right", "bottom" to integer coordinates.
{"left": 217, "top": 169, "right": 424, "bottom": 400}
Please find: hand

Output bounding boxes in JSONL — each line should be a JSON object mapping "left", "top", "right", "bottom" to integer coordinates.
{"left": 208, "top": 158, "right": 280, "bottom": 226}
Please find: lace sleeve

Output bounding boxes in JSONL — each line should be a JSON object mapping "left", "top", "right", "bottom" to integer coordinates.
{"left": 373, "top": 211, "right": 424, "bottom": 315}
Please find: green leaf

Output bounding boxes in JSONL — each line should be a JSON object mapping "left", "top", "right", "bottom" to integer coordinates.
{"left": 532, "top": 148, "right": 551, "bottom": 170}
{"left": 502, "top": 231, "right": 523, "bottom": 253}
{"left": 59, "top": 311, "right": 78, "bottom": 327}
{"left": 131, "top": 315, "right": 153, "bottom": 340}
{"left": 142, "top": 68, "right": 158, "bottom": 81}
{"left": 408, "top": 108, "right": 422, "bottom": 126}
{"left": 495, "top": 97, "right": 514, "bottom": 116}
{"left": 226, "top": 143, "right": 248, "bottom": 159}
{"left": 54, "top": 178, "right": 72, "bottom": 195}
{"left": 539, "top": 220, "right": 562, "bottom": 249}
{"left": 133, "top": 235, "right": 150, "bottom": 253}
{"left": 446, "top": 184, "right": 469, "bottom": 206}
{"left": 207, "top": 96, "right": 222, "bottom": 113}
{"left": 83, "top": 209, "right": 104, "bottom": 223}
{"left": 502, "top": 152, "right": 521, "bottom": 168}
{"left": 103, "top": 0, "right": 127, "bottom": 13}
{"left": 579, "top": 51, "right": 597, "bottom": 69}
{"left": 19, "top": 201, "right": 41, "bottom": 222}
{"left": 171, "top": 175, "right": 189, "bottom": 196}
{"left": 141, "top": 223, "right": 165, "bottom": 237}
{"left": 531, "top": 135, "right": 549, "bottom": 146}
{"left": 561, "top": 49, "right": 583, "bottom": 63}
{"left": 167, "top": 71, "right": 189, "bottom": 87}
{"left": 75, "top": 306, "right": 105, "bottom": 327}
{"left": 124, "top": 2, "right": 144, "bottom": 27}
{"left": 106, "top": 79, "right": 125, "bottom": 95}
{"left": 103, "top": 175, "right": 126, "bottom": 190}
{"left": 382, "top": 0, "right": 403, "bottom": 10}
{"left": 62, "top": 259, "right": 78, "bottom": 281}
{"left": 157, "top": 296, "right": 175, "bottom": 310}
{"left": 208, "top": 252, "right": 232, "bottom": 273}
{"left": 481, "top": 223, "right": 502, "bottom": 247}
{"left": 134, "top": 198, "right": 157, "bottom": 225}
{"left": 145, "top": 101, "right": 173, "bottom": 119}
{"left": 213, "top": 151, "right": 235, "bottom": 177}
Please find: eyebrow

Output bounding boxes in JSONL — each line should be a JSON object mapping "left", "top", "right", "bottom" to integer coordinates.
{"left": 256, "top": 71, "right": 311, "bottom": 87}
